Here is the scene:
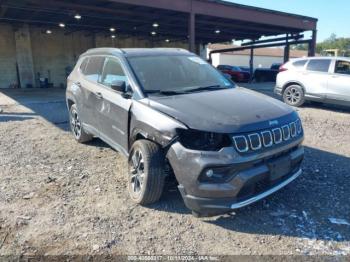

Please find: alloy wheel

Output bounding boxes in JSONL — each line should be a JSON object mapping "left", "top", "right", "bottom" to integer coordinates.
{"left": 285, "top": 86, "right": 301, "bottom": 105}
{"left": 70, "top": 109, "right": 82, "bottom": 139}
{"left": 129, "top": 149, "right": 145, "bottom": 195}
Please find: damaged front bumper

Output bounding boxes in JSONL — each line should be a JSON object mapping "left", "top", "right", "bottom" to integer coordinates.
{"left": 167, "top": 139, "right": 304, "bottom": 217}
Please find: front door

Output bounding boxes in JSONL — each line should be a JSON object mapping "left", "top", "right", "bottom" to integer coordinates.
{"left": 327, "top": 59, "right": 350, "bottom": 104}
{"left": 97, "top": 57, "right": 132, "bottom": 155}
{"left": 79, "top": 56, "right": 106, "bottom": 133}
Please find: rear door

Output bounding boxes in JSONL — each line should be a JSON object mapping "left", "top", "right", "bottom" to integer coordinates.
{"left": 79, "top": 56, "right": 106, "bottom": 132}
{"left": 97, "top": 57, "right": 132, "bottom": 155}
{"left": 303, "top": 59, "right": 332, "bottom": 99}
{"left": 326, "top": 59, "right": 350, "bottom": 104}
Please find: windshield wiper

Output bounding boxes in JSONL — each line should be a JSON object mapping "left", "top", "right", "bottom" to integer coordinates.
{"left": 184, "top": 85, "right": 227, "bottom": 93}
{"left": 146, "top": 90, "right": 187, "bottom": 96}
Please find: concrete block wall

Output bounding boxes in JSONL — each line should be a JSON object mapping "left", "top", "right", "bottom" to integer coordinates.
{"left": 0, "top": 24, "right": 17, "bottom": 89}
{"left": 0, "top": 23, "right": 189, "bottom": 88}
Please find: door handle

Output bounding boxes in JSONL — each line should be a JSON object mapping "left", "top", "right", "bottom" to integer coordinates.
{"left": 75, "top": 82, "right": 82, "bottom": 87}
{"left": 95, "top": 92, "right": 103, "bottom": 99}
{"left": 332, "top": 75, "right": 339, "bottom": 78}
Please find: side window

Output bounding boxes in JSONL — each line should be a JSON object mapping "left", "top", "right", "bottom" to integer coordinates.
{"left": 306, "top": 59, "right": 331, "bottom": 73}
{"left": 79, "top": 57, "right": 89, "bottom": 73}
{"left": 84, "top": 56, "right": 105, "bottom": 83}
{"left": 293, "top": 60, "right": 307, "bottom": 69}
{"left": 101, "top": 58, "right": 128, "bottom": 87}
{"left": 335, "top": 60, "right": 350, "bottom": 75}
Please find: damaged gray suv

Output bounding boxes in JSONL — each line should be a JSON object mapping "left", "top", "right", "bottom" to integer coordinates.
{"left": 66, "top": 48, "right": 304, "bottom": 217}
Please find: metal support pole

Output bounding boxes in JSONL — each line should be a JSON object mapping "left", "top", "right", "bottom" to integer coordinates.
{"left": 249, "top": 46, "right": 254, "bottom": 83}
{"left": 308, "top": 30, "right": 317, "bottom": 57}
{"left": 189, "top": 12, "right": 196, "bottom": 53}
{"left": 284, "top": 34, "right": 290, "bottom": 62}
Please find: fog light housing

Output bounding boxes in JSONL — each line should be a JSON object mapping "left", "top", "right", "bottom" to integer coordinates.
{"left": 199, "top": 166, "right": 237, "bottom": 183}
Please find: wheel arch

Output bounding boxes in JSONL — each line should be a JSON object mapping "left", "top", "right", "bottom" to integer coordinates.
{"left": 128, "top": 102, "right": 187, "bottom": 153}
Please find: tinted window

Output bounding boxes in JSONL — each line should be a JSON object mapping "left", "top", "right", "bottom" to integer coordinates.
{"left": 101, "top": 58, "right": 128, "bottom": 87}
{"left": 335, "top": 60, "right": 350, "bottom": 75}
{"left": 128, "top": 55, "right": 234, "bottom": 93}
{"left": 232, "top": 66, "right": 242, "bottom": 71}
{"left": 218, "top": 65, "right": 230, "bottom": 70}
{"left": 293, "top": 60, "right": 307, "bottom": 69}
{"left": 306, "top": 59, "right": 331, "bottom": 73}
{"left": 84, "top": 56, "right": 105, "bottom": 83}
{"left": 80, "top": 58, "right": 89, "bottom": 72}
{"left": 271, "top": 63, "right": 282, "bottom": 70}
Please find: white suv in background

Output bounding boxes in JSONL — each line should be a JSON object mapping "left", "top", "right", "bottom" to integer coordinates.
{"left": 275, "top": 57, "right": 350, "bottom": 107}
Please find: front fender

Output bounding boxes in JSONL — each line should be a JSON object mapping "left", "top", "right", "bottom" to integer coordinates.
{"left": 129, "top": 100, "right": 188, "bottom": 150}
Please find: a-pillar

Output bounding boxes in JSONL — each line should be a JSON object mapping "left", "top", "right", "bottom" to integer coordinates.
{"left": 14, "top": 24, "right": 35, "bottom": 88}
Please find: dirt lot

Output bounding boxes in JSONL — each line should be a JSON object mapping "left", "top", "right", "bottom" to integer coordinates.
{"left": 0, "top": 86, "right": 350, "bottom": 257}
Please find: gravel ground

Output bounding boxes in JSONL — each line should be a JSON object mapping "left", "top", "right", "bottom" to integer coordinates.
{"left": 0, "top": 87, "right": 349, "bottom": 257}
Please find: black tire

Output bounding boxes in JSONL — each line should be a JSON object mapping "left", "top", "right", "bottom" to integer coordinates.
{"left": 283, "top": 84, "right": 305, "bottom": 107}
{"left": 69, "top": 104, "right": 93, "bottom": 143}
{"left": 128, "top": 140, "right": 165, "bottom": 205}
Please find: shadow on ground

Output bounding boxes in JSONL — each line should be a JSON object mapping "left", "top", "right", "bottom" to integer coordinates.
{"left": 0, "top": 88, "right": 68, "bottom": 130}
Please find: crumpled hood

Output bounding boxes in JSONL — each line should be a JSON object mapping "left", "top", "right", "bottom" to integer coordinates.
{"left": 146, "top": 87, "right": 298, "bottom": 133}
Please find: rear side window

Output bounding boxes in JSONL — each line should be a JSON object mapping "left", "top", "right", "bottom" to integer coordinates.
{"left": 218, "top": 65, "right": 230, "bottom": 70}
{"left": 80, "top": 58, "right": 89, "bottom": 73}
{"left": 84, "top": 56, "right": 105, "bottom": 83}
{"left": 293, "top": 60, "right": 307, "bottom": 69}
{"left": 335, "top": 60, "right": 350, "bottom": 75}
{"left": 271, "top": 63, "right": 282, "bottom": 70}
{"left": 306, "top": 59, "right": 331, "bottom": 73}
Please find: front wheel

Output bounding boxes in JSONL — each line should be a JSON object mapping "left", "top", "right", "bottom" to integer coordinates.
{"left": 283, "top": 85, "right": 305, "bottom": 107}
{"left": 128, "top": 140, "right": 166, "bottom": 205}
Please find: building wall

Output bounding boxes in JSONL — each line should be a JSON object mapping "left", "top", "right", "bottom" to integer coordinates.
{"left": 0, "top": 24, "right": 17, "bottom": 88}
{"left": 211, "top": 53, "right": 284, "bottom": 69}
{"left": 0, "top": 23, "right": 188, "bottom": 88}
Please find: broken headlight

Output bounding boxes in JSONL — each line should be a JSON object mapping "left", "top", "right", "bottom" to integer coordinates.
{"left": 178, "top": 130, "right": 232, "bottom": 151}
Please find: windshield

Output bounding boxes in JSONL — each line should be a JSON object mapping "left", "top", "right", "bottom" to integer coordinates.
{"left": 127, "top": 55, "right": 235, "bottom": 95}
{"left": 232, "top": 66, "right": 242, "bottom": 71}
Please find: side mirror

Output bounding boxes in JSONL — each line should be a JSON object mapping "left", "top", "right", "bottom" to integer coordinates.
{"left": 111, "top": 80, "right": 126, "bottom": 93}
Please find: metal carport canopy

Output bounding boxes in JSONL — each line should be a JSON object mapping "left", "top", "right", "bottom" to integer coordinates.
{"left": 0, "top": 0, "right": 318, "bottom": 52}
{"left": 109, "top": 0, "right": 317, "bottom": 31}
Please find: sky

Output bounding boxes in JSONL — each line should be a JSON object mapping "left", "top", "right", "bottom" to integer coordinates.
{"left": 226, "top": 0, "right": 350, "bottom": 42}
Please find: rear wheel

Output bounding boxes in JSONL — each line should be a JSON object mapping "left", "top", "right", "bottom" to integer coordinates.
{"left": 128, "top": 140, "right": 165, "bottom": 205}
{"left": 69, "top": 104, "right": 93, "bottom": 143}
{"left": 283, "top": 85, "right": 305, "bottom": 107}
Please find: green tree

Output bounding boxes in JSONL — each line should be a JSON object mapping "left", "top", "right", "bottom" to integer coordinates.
{"left": 316, "top": 34, "right": 350, "bottom": 54}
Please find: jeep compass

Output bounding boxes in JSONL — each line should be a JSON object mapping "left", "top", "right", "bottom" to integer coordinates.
{"left": 66, "top": 48, "right": 304, "bottom": 217}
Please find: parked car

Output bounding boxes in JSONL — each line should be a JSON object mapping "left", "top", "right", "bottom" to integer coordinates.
{"left": 275, "top": 57, "right": 350, "bottom": 107}
{"left": 238, "top": 66, "right": 251, "bottom": 72}
{"left": 254, "top": 63, "right": 282, "bottom": 82}
{"left": 67, "top": 48, "right": 304, "bottom": 217}
{"left": 217, "top": 65, "right": 251, "bottom": 82}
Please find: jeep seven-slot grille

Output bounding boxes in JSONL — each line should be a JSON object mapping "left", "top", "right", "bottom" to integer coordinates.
{"left": 233, "top": 119, "right": 302, "bottom": 153}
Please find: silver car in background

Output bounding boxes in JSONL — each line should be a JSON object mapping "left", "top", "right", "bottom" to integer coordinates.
{"left": 275, "top": 57, "right": 350, "bottom": 107}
